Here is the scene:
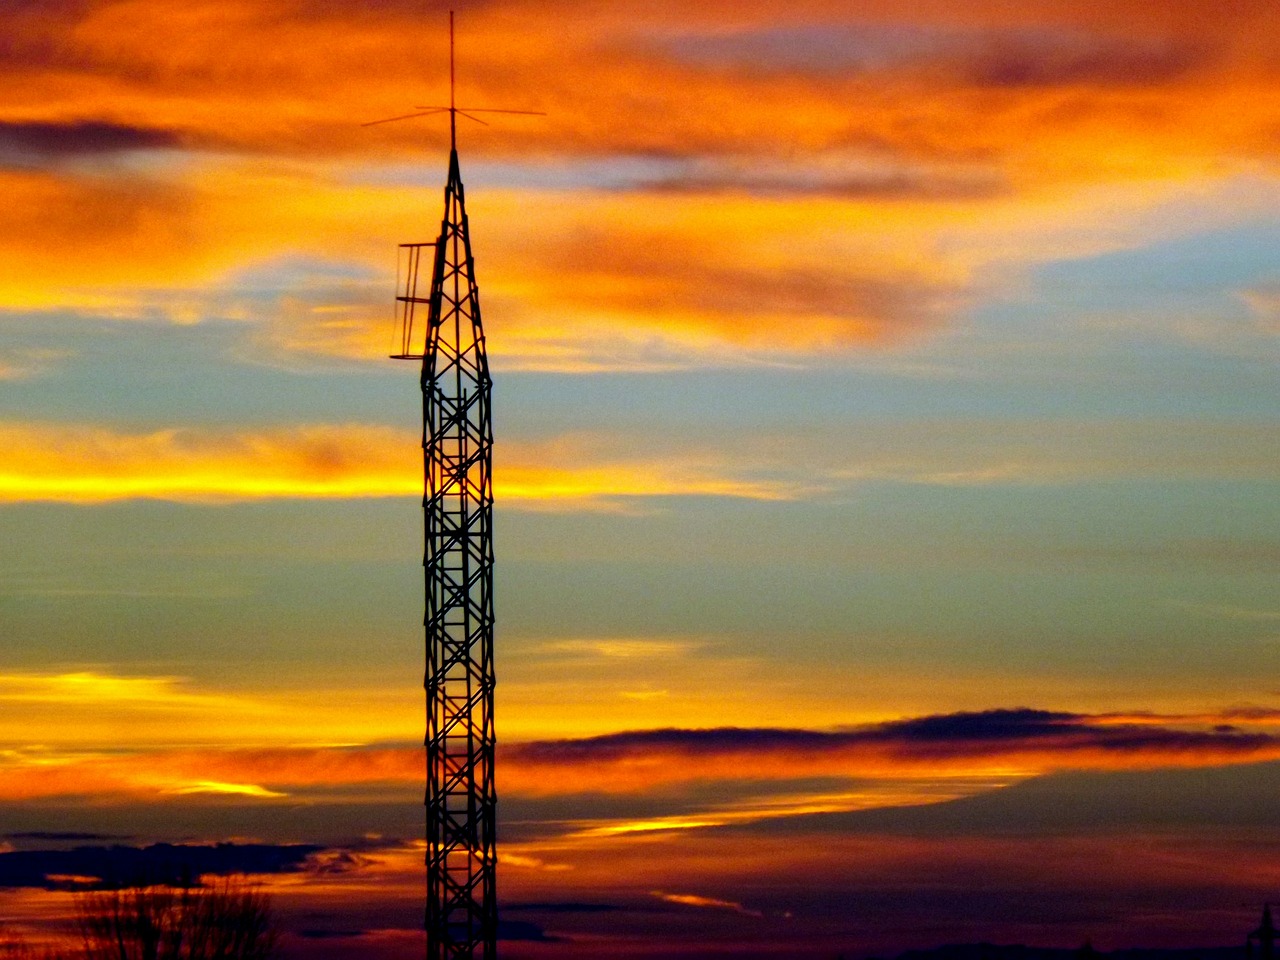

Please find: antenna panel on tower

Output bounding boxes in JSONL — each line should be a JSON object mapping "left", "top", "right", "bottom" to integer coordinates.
{"left": 392, "top": 241, "right": 440, "bottom": 360}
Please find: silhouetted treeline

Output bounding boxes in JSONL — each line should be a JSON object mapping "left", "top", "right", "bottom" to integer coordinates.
{"left": 1, "top": 878, "right": 277, "bottom": 960}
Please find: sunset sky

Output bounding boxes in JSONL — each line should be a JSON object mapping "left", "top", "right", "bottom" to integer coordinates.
{"left": 2, "top": 1, "right": 1279, "bottom": 957}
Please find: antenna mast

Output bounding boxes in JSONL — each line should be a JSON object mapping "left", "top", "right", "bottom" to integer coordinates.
{"left": 376, "top": 11, "right": 542, "bottom": 958}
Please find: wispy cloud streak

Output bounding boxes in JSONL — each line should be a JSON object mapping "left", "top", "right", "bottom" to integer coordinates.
{"left": 1, "top": 419, "right": 1273, "bottom": 504}
{"left": 503, "top": 709, "right": 1280, "bottom": 795}
{"left": 0, "top": 422, "right": 814, "bottom": 505}
{"left": 5, "top": 706, "right": 1280, "bottom": 805}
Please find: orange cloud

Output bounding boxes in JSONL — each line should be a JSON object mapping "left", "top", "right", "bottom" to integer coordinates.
{"left": 3, "top": 0, "right": 1275, "bottom": 175}
{"left": 652, "top": 891, "right": 763, "bottom": 917}
{"left": 5, "top": 157, "right": 1270, "bottom": 373}
{"left": 0, "top": 161, "right": 969, "bottom": 363}
{"left": 0, "top": 743, "right": 421, "bottom": 803}
{"left": 499, "top": 710, "right": 1280, "bottom": 797}
{"left": 6, "top": 707, "right": 1280, "bottom": 807}
{"left": 1, "top": 0, "right": 1276, "bottom": 371}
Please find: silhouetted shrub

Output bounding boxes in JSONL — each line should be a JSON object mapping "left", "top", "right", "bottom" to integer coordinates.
{"left": 75, "top": 878, "right": 278, "bottom": 960}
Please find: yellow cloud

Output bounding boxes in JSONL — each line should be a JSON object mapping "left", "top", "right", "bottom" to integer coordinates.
{"left": 0, "top": 421, "right": 415, "bottom": 503}
{"left": 0, "top": 671, "right": 255, "bottom": 711}
{"left": 535, "top": 639, "right": 703, "bottom": 659}
{"left": 163, "top": 780, "right": 288, "bottom": 799}
{"left": 0, "top": 670, "right": 416, "bottom": 750}
{"left": 0, "top": 421, "right": 818, "bottom": 505}
{"left": 1, "top": 417, "right": 1270, "bottom": 526}
{"left": 652, "top": 891, "right": 762, "bottom": 917}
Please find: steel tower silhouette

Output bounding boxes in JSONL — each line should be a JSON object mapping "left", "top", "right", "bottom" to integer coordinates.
{"left": 398, "top": 137, "right": 498, "bottom": 959}
{"left": 376, "top": 16, "right": 540, "bottom": 956}
{"left": 376, "top": 14, "right": 540, "bottom": 957}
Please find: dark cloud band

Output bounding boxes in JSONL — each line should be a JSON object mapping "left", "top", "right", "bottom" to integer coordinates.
{"left": 0, "top": 120, "right": 181, "bottom": 162}
{"left": 507, "top": 708, "right": 1279, "bottom": 765}
{"left": 0, "top": 842, "right": 322, "bottom": 890}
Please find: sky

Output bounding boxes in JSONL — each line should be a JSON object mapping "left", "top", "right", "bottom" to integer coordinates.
{"left": 1, "top": 0, "right": 1279, "bottom": 956}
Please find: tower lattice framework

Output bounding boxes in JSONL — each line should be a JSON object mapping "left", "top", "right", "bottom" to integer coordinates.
{"left": 393, "top": 141, "right": 497, "bottom": 959}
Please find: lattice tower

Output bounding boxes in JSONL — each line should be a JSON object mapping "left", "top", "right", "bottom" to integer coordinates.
{"left": 392, "top": 140, "right": 498, "bottom": 959}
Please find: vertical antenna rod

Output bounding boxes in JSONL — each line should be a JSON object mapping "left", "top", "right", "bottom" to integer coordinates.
{"left": 449, "top": 10, "right": 456, "bottom": 151}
